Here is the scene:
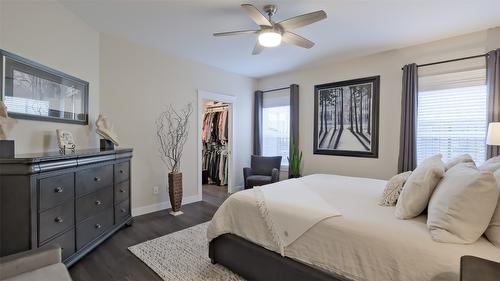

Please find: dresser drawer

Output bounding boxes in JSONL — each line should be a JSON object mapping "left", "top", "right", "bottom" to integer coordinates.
{"left": 40, "top": 228, "right": 75, "bottom": 261}
{"left": 39, "top": 173, "right": 75, "bottom": 211}
{"left": 114, "top": 199, "right": 130, "bottom": 224}
{"left": 76, "top": 186, "right": 113, "bottom": 222}
{"left": 39, "top": 200, "right": 74, "bottom": 243}
{"left": 75, "top": 165, "right": 113, "bottom": 196}
{"left": 76, "top": 209, "right": 113, "bottom": 250}
{"left": 115, "top": 161, "right": 130, "bottom": 183}
{"left": 114, "top": 181, "right": 129, "bottom": 204}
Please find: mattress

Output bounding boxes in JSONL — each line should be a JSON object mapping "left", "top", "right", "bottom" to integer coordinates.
{"left": 207, "top": 174, "right": 500, "bottom": 281}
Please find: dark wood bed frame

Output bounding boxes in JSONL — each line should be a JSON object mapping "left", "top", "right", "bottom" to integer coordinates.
{"left": 209, "top": 234, "right": 349, "bottom": 281}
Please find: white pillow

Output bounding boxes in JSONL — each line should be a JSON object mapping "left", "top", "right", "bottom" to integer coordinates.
{"left": 445, "top": 154, "right": 475, "bottom": 170}
{"left": 478, "top": 156, "right": 500, "bottom": 172}
{"left": 495, "top": 169, "right": 500, "bottom": 187}
{"left": 428, "top": 163, "right": 498, "bottom": 244}
{"left": 485, "top": 169, "right": 500, "bottom": 247}
{"left": 395, "top": 154, "right": 445, "bottom": 219}
{"left": 379, "top": 171, "right": 412, "bottom": 206}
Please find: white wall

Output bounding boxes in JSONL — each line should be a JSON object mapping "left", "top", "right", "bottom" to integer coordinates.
{"left": 99, "top": 34, "right": 254, "bottom": 214}
{"left": 0, "top": 1, "right": 100, "bottom": 154}
{"left": 257, "top": 27, "right": 500, "bottom": 180}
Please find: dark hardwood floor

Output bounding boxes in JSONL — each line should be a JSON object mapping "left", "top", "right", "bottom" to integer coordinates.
{"left": 69, "top": 187, "right": 228, "bottom": 281}
{"left": 202, "top": 184, "right": 230, "bottom": 206}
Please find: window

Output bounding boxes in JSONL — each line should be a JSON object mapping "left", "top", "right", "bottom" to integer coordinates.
{"left": 262, "top": 90, "right": 290, "bottom": 167}
{"left": 417, "top": 68, "right": 487, "bottom": 165}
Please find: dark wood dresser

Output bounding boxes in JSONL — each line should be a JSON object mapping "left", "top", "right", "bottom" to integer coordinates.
{"left": 0, "top": 148, "right": 133, "bottom": 266}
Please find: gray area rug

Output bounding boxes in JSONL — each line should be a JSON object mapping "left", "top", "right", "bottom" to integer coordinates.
{"left": 129, "top": 222, "right": 244, "bottom": 281}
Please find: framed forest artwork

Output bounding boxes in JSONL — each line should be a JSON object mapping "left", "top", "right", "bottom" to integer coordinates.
{"left": 314, "top": 76, "right": 379, "bottom": 158}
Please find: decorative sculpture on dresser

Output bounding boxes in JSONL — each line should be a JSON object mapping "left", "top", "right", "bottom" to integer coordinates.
{"left": 96, "top": 113, "right": 119, "bottom": 150}
{"left": 0, "top": 101, "right": 17, "bottom": 157}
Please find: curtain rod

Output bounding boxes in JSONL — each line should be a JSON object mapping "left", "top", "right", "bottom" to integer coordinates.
{"left": 402, "top": 53, "right": 489, "bottom": 70}
{"left": 262, "top": 86, "right": 290, "bottom": 93}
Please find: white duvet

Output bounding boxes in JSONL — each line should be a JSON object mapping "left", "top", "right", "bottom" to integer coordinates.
{"left": 207, "top": 174, "right": 500, "bottom": 281}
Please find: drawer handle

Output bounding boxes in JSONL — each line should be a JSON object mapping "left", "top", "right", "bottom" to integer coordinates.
{"left": 120, "top": 208, "right": 126, "bottom": 213}
{"left": 119, "top": 189, "right": 125, "bottom": 193}
{"left": 119, "top": 170, "right": 125, "bottom": 174}
{"left": 54, "top": 217, "right": 64, "bottom": 223}
{"left": 95, "top": 224, "right": 102, "bottom": 229}
{"left": 54, "top": 187, "right": 64, "bottom": 193}
{"left": 95, "top": 200, "right": 102, "bottom": 206}
{"left": 94, "top": 177, "right": 101, "bottom": 182}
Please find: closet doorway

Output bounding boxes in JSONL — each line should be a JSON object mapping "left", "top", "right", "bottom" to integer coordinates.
{"left": 197, "top": 90, "right": 235, "bottom": 206}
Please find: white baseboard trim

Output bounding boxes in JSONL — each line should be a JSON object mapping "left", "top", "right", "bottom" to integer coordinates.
{"left": 131, "top": 194, "right": 201, "bottom": 217}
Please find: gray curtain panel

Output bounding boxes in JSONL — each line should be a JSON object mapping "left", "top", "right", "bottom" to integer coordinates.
{"left": 253, "top": 90, "right": 264, "bottom": 155}
{"left": 487, "top": 49, "right": 500, "bottom": 158}
{"left": 289, "top": 84, "right": 299, "bottom": 177}
{"left": 289, "top": 84, "right": 299, "bottom": 148}
{"left": 398, "top": 63, "right": 418, "bottom": 173}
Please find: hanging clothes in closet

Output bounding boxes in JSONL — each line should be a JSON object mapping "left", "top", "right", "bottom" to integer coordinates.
{"left": 202, "top": 105, "right": 229, "bottom": 186}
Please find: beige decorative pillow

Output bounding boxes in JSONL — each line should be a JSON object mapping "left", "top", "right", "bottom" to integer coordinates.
{"left": 485, "top": 169, "right": 500, "bottom": 247}
{"left": 395, "top": 154, "right": 445, "bottom": 219}
{"left": 379, "top": 171, "right": 412, "bottom": 206}
{"left": 445, "top": 154, "right": 475, "bottom": 170}
{"left": 428, "top": 163, "right": 498, "bottom": 244}
{"left": 478, "top": 156, "right": 500, "bottom": 172}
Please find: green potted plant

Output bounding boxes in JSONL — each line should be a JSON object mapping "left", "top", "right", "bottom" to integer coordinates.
{"left": 288, "top": 142, "right": 303, "bottom": 178}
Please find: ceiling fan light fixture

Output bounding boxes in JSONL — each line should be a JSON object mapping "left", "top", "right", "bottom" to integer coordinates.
{"left": 258, "top": 30, "right": 282, "bottom": 47}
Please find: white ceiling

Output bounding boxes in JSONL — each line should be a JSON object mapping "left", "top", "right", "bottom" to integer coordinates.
{"left": 62, "top": 0, "right": 500, "bottom": 78}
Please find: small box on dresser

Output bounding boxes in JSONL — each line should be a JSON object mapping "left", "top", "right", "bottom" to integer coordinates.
{"left": 0, "top": 148, "right": 133, "bottom": 266}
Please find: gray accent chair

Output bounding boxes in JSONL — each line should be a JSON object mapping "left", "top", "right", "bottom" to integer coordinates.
{"left": 0, "top": 245, "right": 72, "bottom": 281}
{"left": 243, "top": 155, "right": 282, "bottom": 189}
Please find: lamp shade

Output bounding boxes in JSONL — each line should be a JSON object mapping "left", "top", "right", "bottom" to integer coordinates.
{"left": 486, "top": 122, "right": 500, "bottom": 145}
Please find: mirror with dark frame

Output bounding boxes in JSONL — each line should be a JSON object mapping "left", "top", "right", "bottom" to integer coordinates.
{"left": 0, "top": 50, "right": 89, "bottom": 125}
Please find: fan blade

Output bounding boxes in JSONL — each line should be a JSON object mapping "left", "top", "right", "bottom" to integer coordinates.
{"left": 213, "top": 30, "right": 258, "bottom": 37}
{"left": 282, "top": 32, "right": 315, "bottom": 49}
{"left": 241, "top": 4, "right": 272, "bottom": 27}
{"left": 252, "top": 41, "right": 264, "bottom": 55}
{"left": 278, "top": 10, "right": 327, "bottom": 30}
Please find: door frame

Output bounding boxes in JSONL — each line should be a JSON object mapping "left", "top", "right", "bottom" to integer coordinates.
{"left": 197, "top": 90, "right": 237, "bottom": 199}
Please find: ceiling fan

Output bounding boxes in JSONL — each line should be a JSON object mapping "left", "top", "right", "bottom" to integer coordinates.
{"left": 213, "top": 4, "right": 327, "bottom": 55}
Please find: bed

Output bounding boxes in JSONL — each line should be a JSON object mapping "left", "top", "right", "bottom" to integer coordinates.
{"left": 207, "top": 174, "right": 500, "bottom": 281}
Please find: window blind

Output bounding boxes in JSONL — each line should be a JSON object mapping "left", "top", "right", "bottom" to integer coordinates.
{"left": 417, "top": 68, "right": 487, "bottom": 165}
{"left": 263, "top": 89, "right": 290, "bottom": 108}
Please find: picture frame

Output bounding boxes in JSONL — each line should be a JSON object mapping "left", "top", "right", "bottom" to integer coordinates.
{"left": 313, "top": 76, "right": 380, "bottom": 158}
{"left": 56, "top": 129, "right": 76, "bottom": 153}
{"left": 0, "top": 49, "right": 89, "bottom": 125}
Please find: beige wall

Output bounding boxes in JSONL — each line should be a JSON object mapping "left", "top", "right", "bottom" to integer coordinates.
{"left": 0, "top": 1, "right": 100, "bottom": 154}
{"left": 99, "top": 34, "right": 254, "bottom": 214}
{"left": 257, "top": 27, "right": 500, "bottom": 180}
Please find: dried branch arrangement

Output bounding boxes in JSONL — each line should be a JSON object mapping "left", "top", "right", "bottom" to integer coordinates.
{"left": 156, "top": 103, "right": 193, "bottom": 173}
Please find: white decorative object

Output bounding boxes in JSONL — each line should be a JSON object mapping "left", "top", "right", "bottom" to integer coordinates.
{"left": 428, "top": 162, "right": 498, "bottom": 244}
{"left": 445, "top": 154, "right": 475, "bottom": 170}
{"left": 379, "top": 171, "right": 412, "bottom": 206}
{"left": 56, "top": 129, "right": 76, "bottom": 152}
{"left": 485, "top": 169, "right": 500, "bottom": 247}
{"left": 478, "top": 156, "right": 500, "bottom": 172}
{"left": 395, "top": 154, "right": 445, "bottom": 219}
{"left": 0, "top": 101, "right": 16, "bottom": 140}
{"left": 96, "top": 113, "right": 119, "bottom": 146}
{"left": 487, "top": 122, "right": 500, "bottom": 145}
